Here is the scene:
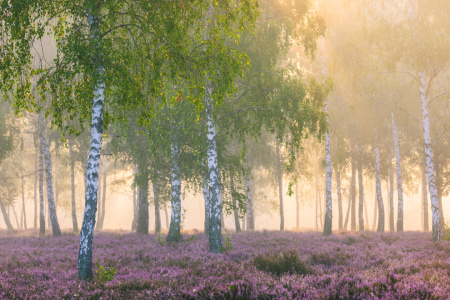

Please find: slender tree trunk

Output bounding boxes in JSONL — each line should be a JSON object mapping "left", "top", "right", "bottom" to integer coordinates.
{"left": 351, "top": 157, "right": 356, "bottom": 231}
{"left": 136, "top": 164, "right": 149, "bottom": 234}
{"left": 230, "top": 174, "right": 241, "bottom": 233}
{"left": 392, "top": 112, "right": 404, "bottom": 232}
{"left": 34, "top": 147, "right": 38, "bottom": 229}
{"left": 344, "top": 191, "right": 351, "bottom": 231}
{"left": 422, "top": 163, "right": 429, "bottom": 231}
{"left": 435, "top": 160, "right": 444, "bottom": 234}
{"left": 419, "top": 72, "right": 440, "bottom": 242}
{"left": 0, "top": 198, "right": 13, "bottom": 230}
{"left": 333, "top": 167, "right": 342, "bottom": 231}
{"left": 202, "top": 159, "right": 210, "bottom": 235}
{"left": 38, "top": 112, "right": 61, "bottom": 236}
{"left": 54, "top": 150, "right": 58, "bottom": 211}
{"left": 69, "top": 138, "right": 78, "bottom": 233}
{"left": 153, "top": 178, "right": 161, "bottom": 234}
{"left": 21, "top": 172, "right": 27, "bottom": 230}
{"left": 295, "top": 182, "right": 300, "bottom": 230}
{"left": 389, "top": 150, "right": 395, "bottom": 232}
{"left": 374, "top": 137, "right": 385, "bottom": 232}
{"left": 12, "top": 205, "right": 19, "bottom": 229}
{"left": 131, "top": 166, "right": 138, "bottom": 231}
{"left": 323, "top": 116, "right": 332, "bottom": 236}
{"left": 164, "top": 203, "right": 169, "bottom": 230}
{"left": 96, "top": 172, "right": 102, "bottom": 230}
{"left": 78, "top": 9, "right": 105, "bottom": 280}
{"left": 275, "top": 138, "right": 284, "bottom": 231}
{"left": 358, "top": 144, "right": 364, "bottom": 231}
{"left": 246, "top": 174, "right": 254, "bottom": 230}
{"left": 205, "top": 84, "right": 222, "bottom": 252}
{"left": 168, "top": 129, "right": 182, "bottom": 242}
{"left": 39, "top": 142, "right": 45, "bottom": 236}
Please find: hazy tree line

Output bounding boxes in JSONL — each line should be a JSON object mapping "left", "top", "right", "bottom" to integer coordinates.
{"left": 0, "top": 0, "right": 449, "bottom": 282}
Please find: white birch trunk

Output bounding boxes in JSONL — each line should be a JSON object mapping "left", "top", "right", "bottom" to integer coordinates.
{"left": 38, "top": 112, "right": 61, "bottom": 236}
{"left": 39, "top": 141, "right": 45, "bottom": 236}
{"left": 374, "top": 135, "right": 385, "bottom": 232}
{"left": 358, "top": 143, "right": 364, "bottom": 231}
{"left": 389, "top": 150, "right": 395, "bottom": 232}
{"left": 206, "top": 84, "right": 222, "bottom": 252}
{"left": 78, "top": 9, "right": 105, "bottom": 280}
{"left": 34, "top": 147, "right": 38, "bottom": 229}
{"left": 391, "top": 112, "right": 404, "bottom": 232}
{"left": 246, "top": 174, "right": 255, "bottom": 230}
{"left": 69, "top": 138, "right": 78, "bottom": 233}
{"left": 168, "top": 129, "right": 182, "bottom": 242}
{"left": 275, "top": 138, "right": 284, "bottom": 231}
{"left": 202, "top": 158, "right": 210, "bottom": 235}
{"left": 422, "top": 163, "right": 429, "bottom": 231}
{"left": 323, "top": 106, "right": 332, "bottom": 236}
{"left": 419, "top": 71, "right": 440, "bottom": 241}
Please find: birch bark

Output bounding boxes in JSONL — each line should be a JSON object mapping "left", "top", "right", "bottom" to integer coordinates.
{"left": 168, "top": 129, "right": 182, "bottom": 242}
{"left": 206, "top": 84, "right": 222, "bottom": 252}
{"left": 34, "top": 147, "right": 38, "bottom": 229}
{"left": 38, "top": 112, "right": 61, "bottom": 236}
{"left": 422, "top": 163, "right": 429, "bottom": 231}
{"left": 389, "top": 150, "right": 395, "bottom": 232}
{"left": 391, "top": 112, "right": 404, "bottom": 232}
{"left": 246, "top": 174, "right": 254, "bottom": 230}
{"left": 334, "top": 167, "right": 343, "bottom": 231}
{"left": 374, "top": 136, "right": 385, "bottom": 232}
{"left": 202, "top": 158, "right": 210, "bottom": 235}
{"left": 358, "top": 143, "right": 364, "bottom": 231}
{"left": 39, "top": 142, "right": 45, "bottom": 236}
{"left": 78, "top": 10, "right": 106, "bottom": 280}
{"left": 323, "top": 109, "right": 332, "bottom": 236}
{"left": 275, "top": 138, "right": 284, "bottom": 231}
{"left": 419, "top": 71, "right": 440, "bottom": 241}
{"left": 230, "top": 174, "right": 241, "bottom": 233}
{"left": 69, "top": 138, "right": 78, "bottom": 233}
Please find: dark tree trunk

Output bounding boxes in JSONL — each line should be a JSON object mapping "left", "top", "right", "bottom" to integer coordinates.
{"left": 230, "top": 174, "right": 241, "bottom": 233}
{"left": 136, "top": 164, "right": 149, "bottom": 234}
{"left": 153, "top": 179, "right": 161, "bottom": 234}
{"left": 351, "top": 157, "right": 356, "bottom": 231}
{"left": 0, "top": 199, "right": 13, "bottom": 230}
{"left": 358, "top": 144, "right": 364, "bottom": 231}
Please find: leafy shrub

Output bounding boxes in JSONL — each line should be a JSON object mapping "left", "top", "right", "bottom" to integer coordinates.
{"left": 443, "top": 223, "right": 450, "bottom": 241}
{"left": 252, "top": 250, "right": 311, "bottom": 276}
{"left": 95, "top": 260, "right": 117, "bottom": 282}
{"left": 220, "top": 228, "right": 233, "bottom": 253}
{"left": 156, "top": 233, "right": 166, "bottom": 246}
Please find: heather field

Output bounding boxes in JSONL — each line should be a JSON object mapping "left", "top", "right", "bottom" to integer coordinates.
{"left": 0, "top": 231, "right": 449, "bottom": 299}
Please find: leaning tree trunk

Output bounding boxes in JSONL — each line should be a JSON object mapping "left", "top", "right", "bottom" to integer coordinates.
{"left": 0, "top": 198, "right": 13, "bottom": 230}
{"left": 153, "top": 178, "right": 161, "bottom": 234}
{"left": 78, "top": 9, "right": 105, "bottom": 281}
{"left": 391, "top": 112, "right": 404, "bottom": 233}
{"left": 202, "top": 159, "right": 210, "bottom": 236}
{"left": 374, "top": 137, "right": 385, "bottom": 232}
{"left": 275, "top": 138, "right": 284, "bottom": 231}
{"left": 205, "top": 84, "right": 222, "bottom": 252}
{"left": 230, "top": 174, "right": 241, "bottom": 233}
{"left": 323, "top": 113, "right": 332, "bottom": 236}
{"left": 350, "top": 157, "right": 356, "bottom": 231}
{"left": 34, "top": 147, "right": 38, "bottom": 229}
{"left": 246, "top": 174, "right": 255, "bottom": 230}
{"left": 136, "top": 164, "right": 149, "bottom": 234}
{"left": 419, "top": 72, "right": 440, "bottom": 242}
{"left": 358, "top": 143, "right": 364, "bottom": 231}
{"left": 39, "top": 142, "right": 45, "bottom": 236}
{"left": 422, "top": 163, "right": 429, "bottom": 231}
{"left": 69, "top": 138, "right": 78, "bottom": 233}
{"left": 335, "top": 167, "right": 343, "bottom": 231}
{"left": 168, "top": 129, "right": 182, "bottom": 242}
{"left": 38, "top": 112, "right": 61, "bottom": 237}
{"left": 389, "top": 150, "right": 395, "bottom": 232}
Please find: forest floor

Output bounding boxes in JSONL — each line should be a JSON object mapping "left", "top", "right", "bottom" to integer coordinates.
{"left": 0, "top": 229, "right": 448, "bottom": 299}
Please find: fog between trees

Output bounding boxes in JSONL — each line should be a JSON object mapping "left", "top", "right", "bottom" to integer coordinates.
{"left": 0, "top": 0, "right": 449, "bottom": 279}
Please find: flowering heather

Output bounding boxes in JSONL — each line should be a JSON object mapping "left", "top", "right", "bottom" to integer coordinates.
{"left": 0, "top": 230, "right": 449, "bottom": 299}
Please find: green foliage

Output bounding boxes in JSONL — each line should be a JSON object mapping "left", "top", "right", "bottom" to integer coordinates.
{"left": 220, "top": 228, "right": 233, "bottom": 252}
{"left": 156, "top": 233, "right": 166, "bottom": 247}
{"left": 252, "top": 250, "right": 312, "bottom": 276}
{"left": 443, "top": 223, "right": 450, "bottom": 241}
{"left": 94, "top": 260, "right": 117, "bottom": 282}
